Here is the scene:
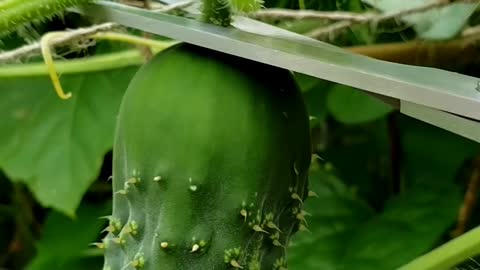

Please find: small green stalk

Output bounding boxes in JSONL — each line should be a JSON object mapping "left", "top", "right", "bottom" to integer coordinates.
{"left": 0, "top": 50, "right": 144, "bottom": 78}
{"left": 201, "top": 0, "right": 263, "bottom": 26}
{"left": 399, "top": 226, "right": 480, "bottom": 270}
{"left": 201, "top": 0, "right": 232, "bottom": 26}
{"left": 298, "top": 0, "right": 306, "bottom": 10}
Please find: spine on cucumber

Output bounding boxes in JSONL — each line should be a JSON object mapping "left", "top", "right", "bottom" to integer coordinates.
{"left": 101, "top": 43, "right": 312, "bottom": 270}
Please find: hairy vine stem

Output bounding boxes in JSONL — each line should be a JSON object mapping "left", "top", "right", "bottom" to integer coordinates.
{"left": 201, "top": 0, "right": 232, "bottom": 26}
{"left": 0, "top": 50, "right": 147, "bottom": 77}
{"left": 0, "top": 0, "right": 95, "bottom": 36}
{"left": 201, "top": 0, "right": 263, "bottom": 26}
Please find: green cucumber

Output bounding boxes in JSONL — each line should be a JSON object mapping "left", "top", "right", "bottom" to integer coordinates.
{"left": 101, "top": 43, "right": 312, "bottom": 270}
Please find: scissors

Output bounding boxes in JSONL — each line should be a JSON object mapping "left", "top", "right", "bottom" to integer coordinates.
{"left": 79, "top": 0, "right": 480, "bottom": 142}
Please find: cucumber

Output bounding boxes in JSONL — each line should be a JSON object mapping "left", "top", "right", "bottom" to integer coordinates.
{"left": 101, "top": 43, "right": 312, "bottom": 270}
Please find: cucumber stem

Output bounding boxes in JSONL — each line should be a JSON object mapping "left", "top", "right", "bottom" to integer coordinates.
{"left": 201, "top": 0, "right": 232, "bottom": 27}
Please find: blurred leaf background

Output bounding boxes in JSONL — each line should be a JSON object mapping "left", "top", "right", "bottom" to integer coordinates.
{"left": 0, "top": 0, "right": 480, "bottom": 269}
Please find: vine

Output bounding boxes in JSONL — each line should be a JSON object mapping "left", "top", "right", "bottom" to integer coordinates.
{"left": 0, "top": 50, "right": 146, "bottom": 77}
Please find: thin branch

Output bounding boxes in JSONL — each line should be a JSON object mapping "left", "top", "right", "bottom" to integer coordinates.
{"left": 252, "top": 0, "right": 479, "bottom": 40}
{"left": 307, "top": 21, "right": 353, "bottom": 41}
{"left": 252, "top": 8, "right": 375, "bottom": 22}
{"left": 346, "top": 31, "right": 480, "bottom": 71}
{"left": 153, "top": 0, "right": 194, "bottom": 13}
{"left": 121, "top": 0, "right": 193, "bottom": 11}
{"left": 377, "top": 0, "right": 479, "bottom": 22}
{"left": 451, "top": 157, "right": 480, "bottom": 237}
{"left": 0, "top": 1, "right": 191, "bottom": 63}
{"left": 0, "top": 22, "right": 120, "bottom": 64}
{"left": 121, "top": 0, "right": 162, "bottom": 8}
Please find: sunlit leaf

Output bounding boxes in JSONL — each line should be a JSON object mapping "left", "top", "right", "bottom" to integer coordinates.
{"left": 326, "top": 84, "right": 393, "bottom": 124}
{"left": 290, "top": 135, "right": 466, "bottom": 270}
{"left": 0, "top": 66, "right": 138, "bottom": 215}
{"left": 363, "top": 0, "right": 477, "bottom": 39}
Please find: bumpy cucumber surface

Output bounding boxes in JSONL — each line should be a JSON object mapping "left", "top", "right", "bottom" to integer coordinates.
{"left": 102, "top": 43, "right": 311, "bottom": 270}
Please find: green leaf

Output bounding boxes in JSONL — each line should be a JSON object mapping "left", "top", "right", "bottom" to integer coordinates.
{"left": 362, "top": 0, "right": 477, "bottom": 40}
{"left": 289, "top": 158, "right": 462, "bottom": 270}
{"left": 326, "top": 84, "right": 393, "bottom": 124}
{"left": 277, "top": 19, "right": 328, "bottom": 35}
{"left": 399, "top": 115, "right": 480, "bottom": 187}
{"left": 59, "top": 257, "right": 104, "bottom": 270}
{"left": 339, "top": 184, "right": 461, "bottom": 270}
{"left": 295, "top": 73, "right": 332, "bottom": 122}
{"left": 288, "top": 167, "right": 375, "bottom": 270}
{"left": 304, "top": 87, "right": 329, "bottom": 123}
{"left": 26, "top": 202, "right": 110, "bottom": 270}
{"left": 380, "top": 116, "right": 480, "bottom": 270}
{"left": 0, "top": 67, "right": 138, "bottom": 215}
{"left": 294, "top": 73, "right": 322, "bottom": 93}
{"left": 321, "top": 119, "right": 392, "bottom": 208}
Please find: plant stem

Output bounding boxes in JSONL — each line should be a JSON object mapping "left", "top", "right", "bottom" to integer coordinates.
{"left": 452, "top": 157, "right": 480, "bottom": 237}
{"left": 0, "top": 50, "right": 144, "bottom": 77}
{"left": 0, "top": 36, "right": 175, "bottom": 78}
{"left": 201, "top": 0, "right": 232, "bottom": 26}
{"left": 92, "top": 32, "right": 173, "bottom": 51}
{"left": 398, "top": 226, "right": 480, "bottom": 270}
{"left": 298, "top": 0, "right": 306, "bottom": 10}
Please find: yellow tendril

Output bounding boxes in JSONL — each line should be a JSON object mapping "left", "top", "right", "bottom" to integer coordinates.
{"left": 40, "top": 30, "right": 177, "bottom": 100}
{"left": 41, "top": 31, "right": 72, "bottom": 100}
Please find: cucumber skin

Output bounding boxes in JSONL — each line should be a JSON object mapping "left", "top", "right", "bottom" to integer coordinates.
{"left": 102, "top": 43, "right": 311, "bottom": 270}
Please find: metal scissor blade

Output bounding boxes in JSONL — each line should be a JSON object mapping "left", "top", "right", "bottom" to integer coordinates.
{"left": 401, "top": 101, "right": 480, "bottom": 143}
{"left": 82, "top": 1, "right": 480, "bottom": 122}
{"left": 79, "top": 1, "right": 480, "bottom": 142}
